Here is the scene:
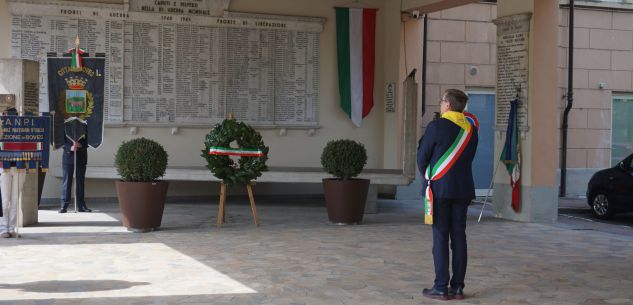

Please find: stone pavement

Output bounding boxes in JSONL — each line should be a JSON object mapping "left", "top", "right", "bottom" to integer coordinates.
{"left": 0, "top": 199, "right": 632, "bottom": 305}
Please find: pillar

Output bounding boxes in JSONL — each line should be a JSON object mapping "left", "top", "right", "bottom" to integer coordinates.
{"left": 0, "top": 59, "right": 41, "bottom": 226}
{"left": 492, "top": 0, "right": 559, "bottom": 223}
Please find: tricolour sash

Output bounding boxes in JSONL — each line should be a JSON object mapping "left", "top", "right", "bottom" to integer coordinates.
{"left": 423, "top": 112, "right": 474, "bottom": 224}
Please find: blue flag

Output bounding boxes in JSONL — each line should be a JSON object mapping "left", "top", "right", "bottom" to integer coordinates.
{"left": 500, "top": 99, "right": 520, "bottom": 212}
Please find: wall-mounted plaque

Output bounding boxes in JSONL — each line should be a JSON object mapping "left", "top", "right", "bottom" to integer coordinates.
{"left": 9, "top": 0, "right": 324, "bottom": 127}
{"left": 129, "top": 0, "right": 230, "bottom": 16}
{"left": 493, "top": 13, "right": 531, "bottom": 130}
{"left": 384, "top": 82, "right": 396, "bottom": 113}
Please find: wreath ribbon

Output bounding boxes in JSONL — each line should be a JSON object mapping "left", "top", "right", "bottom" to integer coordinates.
{"left": 209, "top": 146, "right": 265, "bottom": 157}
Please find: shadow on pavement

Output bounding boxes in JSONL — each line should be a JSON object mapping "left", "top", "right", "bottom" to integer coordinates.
{"left": 0, "top": 280, "right": 150, "bottom": 293}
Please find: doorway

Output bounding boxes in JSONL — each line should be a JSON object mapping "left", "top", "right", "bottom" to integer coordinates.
{"left": 467, "top": 90, "right": 495, "bottom": 196}
{"left": 612, "top": 95, "right": 633, "bottom": 166}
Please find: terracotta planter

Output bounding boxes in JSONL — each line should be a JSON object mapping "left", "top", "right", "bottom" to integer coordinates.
{"left": 116, "top": 181, "right": 168, "bottom": 232}
{"left": 322, "top": 178, "right": 370, "bottom": 224}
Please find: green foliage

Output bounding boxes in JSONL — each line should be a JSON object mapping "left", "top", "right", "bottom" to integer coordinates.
{"left": 115, "top": 137, "right": 168, "bottom": 182}
{"left": 201, "top": 119, "right": 269, "bottom": 186}
{"left": 321, "top": 139, "right": 367, "bottom": 180}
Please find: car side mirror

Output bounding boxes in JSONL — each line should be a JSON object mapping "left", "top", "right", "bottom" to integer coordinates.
{"left": 619, "top": 161, "right": 633, "bottom": 173}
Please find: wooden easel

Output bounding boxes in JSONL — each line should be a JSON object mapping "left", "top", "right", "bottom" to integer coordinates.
{"left": 217, "top": 181, "right": 259, "bottom": 226}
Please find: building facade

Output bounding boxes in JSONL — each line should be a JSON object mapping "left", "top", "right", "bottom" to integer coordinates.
{"left": 0, "top": 0, "right": 631, "bottom": 203}
{"left": 400, "top": 1, "right": 633, "bottom": 199}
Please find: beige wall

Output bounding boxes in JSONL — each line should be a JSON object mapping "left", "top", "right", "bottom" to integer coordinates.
{"left": 497, "top": 0, "right": 533, "bottom": 17}
{"left": 398, "top": 2, "right": 497, "bottom": 198}
{"left": 382, "top": 0, "right": 405, "bottom": 170}
{"left": 417, "top": 2, "right": 497, "bottom": 130}
{"left": 558, "top": 7, "right": 633, "bottom": 169}
{"left": 529, "top": 0, "right": 559, "bottom": 186}
{"left": 4, "top": 0, "right": 630, "bottom": 200}
{"left": 413, "top": 2, "right": 632, "bottom": 173}
{"left": 402, "top": 0, "right": 478, "bottom": 13}
{"left": 400, "top": 16, "right": 422, "bottom": 149}
{"left": 0, "top": 0, "right": 405, "bottom": 200}
{"left": 400, "top": 1, "right": 627, "bottom": 198}
{"left": 0, "top": 0, "right": 8, "bottom": 59}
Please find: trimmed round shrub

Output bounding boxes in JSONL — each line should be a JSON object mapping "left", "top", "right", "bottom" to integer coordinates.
{"left": 321, "top": 139, "right": 367, "bottom": 180}
{"left": 115, "top": 137, "right": 168, "bottom": 182}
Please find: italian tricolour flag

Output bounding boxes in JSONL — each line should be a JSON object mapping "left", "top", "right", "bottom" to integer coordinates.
{"left": 67, "top": 47, "right": 85, "bottom": 69}
{"left": 335, "top": 7, "right": 377, "bottom": 127}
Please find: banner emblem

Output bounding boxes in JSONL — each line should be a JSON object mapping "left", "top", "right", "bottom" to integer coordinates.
{"left": 61, "top": 76, "right": 94, "bottom": 117}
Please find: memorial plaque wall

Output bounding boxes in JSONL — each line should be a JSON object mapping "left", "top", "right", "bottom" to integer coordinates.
{"left": 493, "top": 13, "right": 531, "bottom": 130}
{"left": 9, "top": 0, "right": 324, "bottom": 127}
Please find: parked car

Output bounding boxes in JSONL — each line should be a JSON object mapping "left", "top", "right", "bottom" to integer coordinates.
{"left": 586, "top": 153, "right": 633, "bottom": 219}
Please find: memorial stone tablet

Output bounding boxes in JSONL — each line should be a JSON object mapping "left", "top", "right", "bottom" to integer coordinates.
{"left": 9, "top": 0, "right": 324, "bottom": 127}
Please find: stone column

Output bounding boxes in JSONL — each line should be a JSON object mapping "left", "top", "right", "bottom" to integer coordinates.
{"left": 492, "top": 0, "right": 559, "bottom": 223}
{"left": 0, "top": 59, "right": 41, "bottom": 226}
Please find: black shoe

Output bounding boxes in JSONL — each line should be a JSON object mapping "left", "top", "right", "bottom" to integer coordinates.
{"left": 449, "top": 286, "right": 464, "bottom": 300}
{"left": 78, "top": 207, "right": 92, "bottom": 212}
{"left": 422, "top": 288, "right": 449, "bottom": 301}
{"left": 58, "top": 208, "right": 67, "bottom": 213}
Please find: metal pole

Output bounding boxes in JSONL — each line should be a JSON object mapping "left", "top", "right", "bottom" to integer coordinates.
{"left": 561, "top": 0, "right": 574, "bottom": 197}
{"left": 478, "top": 157, "right": 502, "bottom": 223}
{"left": 15, "top": 170, "right": 21, "bottom": 239}
{"left": 421, "top": 14, "right": 428, "bottom": 118}
{"left": 73, "top": 140, "right": 78, "bottom": 213}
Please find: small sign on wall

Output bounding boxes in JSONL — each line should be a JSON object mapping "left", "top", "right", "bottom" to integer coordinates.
{"left": 385, "top": 82, "right": 396, "bottom": 112}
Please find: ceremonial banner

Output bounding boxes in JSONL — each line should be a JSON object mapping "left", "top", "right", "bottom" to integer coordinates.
{"left": 335, "top": 7, "right": 376, "bottom": 127}
{"left": 0, "top": 115, "right": 51, "bottom": 172}
{"left": 47, "top": 55, "right": 104, "bottom": 149}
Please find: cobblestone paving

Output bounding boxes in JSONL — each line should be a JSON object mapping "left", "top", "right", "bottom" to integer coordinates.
{"left": 0, "top": 200, "right": 632, "bottom": 305}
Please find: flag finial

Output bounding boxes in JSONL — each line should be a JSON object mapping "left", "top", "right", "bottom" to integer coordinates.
{"left": 68, "top": 35, "right": 85, "bottom": 69}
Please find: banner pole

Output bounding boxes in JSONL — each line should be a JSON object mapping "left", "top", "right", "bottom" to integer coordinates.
{"left": 15, "top": 169, "right": 21, "bottom": 239}
{"left": 73, "top": 140, "right": 77, "bottom": 213}
{"left": 478, "top": 158, "right": 501, "bottom": 223}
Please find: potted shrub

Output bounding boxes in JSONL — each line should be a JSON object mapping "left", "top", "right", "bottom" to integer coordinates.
{"left": 114, "top": 137, "right": 169, "bottom": 232}
{"left": 321, "top": 139, "right": 369, "bottom": 224}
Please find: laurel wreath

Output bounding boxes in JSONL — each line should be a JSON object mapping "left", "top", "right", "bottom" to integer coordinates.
{"left": 201, "top": 119, "right": 269, "bottom": 186}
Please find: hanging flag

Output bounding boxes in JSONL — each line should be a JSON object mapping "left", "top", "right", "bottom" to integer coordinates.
{"left": 335, "top": 7, "right": 376, "bottom": 127}
{"left": 66, "top": 47, "right": 86, "bottom": 69}
{"left": 501, "top": 99, "right": 521, "bottom": 212}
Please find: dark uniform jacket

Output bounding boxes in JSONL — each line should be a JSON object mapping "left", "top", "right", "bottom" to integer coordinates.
{"left": 417, "top": 117, "right": 479, "bottom": 199}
